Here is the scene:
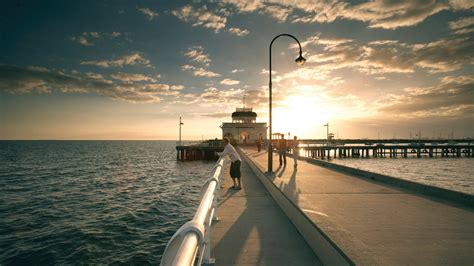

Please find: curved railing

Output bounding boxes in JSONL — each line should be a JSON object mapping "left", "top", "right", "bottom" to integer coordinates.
{"left": 160, "top": 157, "right": 225, "bottom": 265}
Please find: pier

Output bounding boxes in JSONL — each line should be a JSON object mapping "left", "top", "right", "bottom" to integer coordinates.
{"left": 209, "top": 157, "right": 319, "bottom": 264}
{"left": 301, "top": 143, "right": 473, "bottom": 159}
{"left": 162, "top": 154, "right": 320, "bottom": 265}
{"left": 239, "top": 147, "right": 474, "bottom": 265}
{"left": 165, "top": 144, "right": 473, "bottom": 265}
{"left": 176, "top": 140, "right": 223, "bottom": 161}
{"left": 177, "top": 139, "right": 473, "bottom": 161}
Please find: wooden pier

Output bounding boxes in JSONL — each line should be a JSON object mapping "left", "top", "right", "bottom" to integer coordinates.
{"left": 176, "top": 140, "right": 223, "bottom": 161}
{"left": 302, "top": 144, "right": 473, "bottom": 159}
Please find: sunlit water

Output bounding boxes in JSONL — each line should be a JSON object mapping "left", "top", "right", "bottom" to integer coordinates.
{"left": 0, "top": 141, "right": 214, "bottom": 264}
{"left": 326, "top": 157, "right": 473, "bottom": 195}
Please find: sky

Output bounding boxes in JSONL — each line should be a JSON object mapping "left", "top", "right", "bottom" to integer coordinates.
{"left": 0, "top": 0, "right": 473, "bottom": 140}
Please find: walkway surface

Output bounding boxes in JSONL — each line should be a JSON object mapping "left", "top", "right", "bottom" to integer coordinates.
{"left": 241, "top": 147, "right": 474, "bottom": 265}
{"left": 210, "top": 158, "right": 321, "bottom": 265}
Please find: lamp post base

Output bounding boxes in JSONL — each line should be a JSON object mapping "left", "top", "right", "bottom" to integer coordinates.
{"left": 268, "top": 144, "right": 273, "bottom": 172}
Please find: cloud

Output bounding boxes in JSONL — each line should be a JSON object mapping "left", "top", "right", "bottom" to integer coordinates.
{"left": 409, "top": 37, "right": 474, "bottom": 72}
{"left": 299, "top": 33, "right": 473, "bottom": 75}
{"left": 71, "top": 32, "right": 100, "bottom": 46}
{"left": 223, "top": 0, "right": 471, "bottom": 30}
{"left": 181, "top": 64, "right": 220, "bottom": 77}
{"left": 193, "top": 68, "right": 220, "bottom": 78}
{"left": 138, "top": 7, "right": 158, "bottom": 20}
{"left": 342, "top": 0, "right": 449, "bottom": 29}
{"left": 220, "top": 78, "right": 240, "bottom": 85}
{"left": 200, "top": 112, "right": 230, "bottom": 118}
{"left": 0, "top": 65, "right": 185, "bottom": 103}
{"left": 449, "top": 16, "right": 474, "bottom": 34}
{"left": 260, "top": 68, "right": 277, "bottom": 75}
{"left": 71, "top": 32, "right": 123, "bottom": 46}
{"left": 182, "top": 46, "right": 220, "bottom": 77}
{"left": 221, "top": 1, "right": 263, "bottom": 12}
{"left": 110, "top": 72, "right": 155, "bottom": 82}
{"left": 242, "top": 88, "right": 268, "bottom": 107}
{"left": 376, "top": 75, "right": 474, "bottom": 118}
{"left": 85, "top": 72, "right": 104, "bottom": 79}
{"left": 449, "top": 0, "right": 474, "bottom": 10}
{"left": 81, "top": 52, "right": 151, "bottom": 68}
{"left": 110, "top": 32, "right": 121, "bottom": 38}
{"left": 181, "top": 64, "right": 194, "bottom": 71}
{"left": 184, "top": 46, "right": 211, "bottom": 66}
{"left": 231, "top": 69, "right": 244, "bottom": 73}
{"left": 227, "top": 27, "right": 250, "bottom": 36}
{"left": 140, "top": 83, "right": 184, "bottom": 96}
{"left": 261, "top": 4, "right": 293, "bottom": 22}
{"left": 292, "top": 1, "right": 449, "bottom": 29}
{"left": 180, "top": 86, "right": 244, "bottom": 106}
{"left": 294, "top": 34, "right": 353, "bottom": 49}
{"left": 172, "top": 5, "right": 226, "bottom": 32}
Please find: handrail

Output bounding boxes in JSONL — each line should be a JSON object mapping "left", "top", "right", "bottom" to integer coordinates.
{"left": 161, "top": 157, "right": 226, "bottom": 266}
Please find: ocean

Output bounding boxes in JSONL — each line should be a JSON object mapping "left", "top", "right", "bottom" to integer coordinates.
{"left": 0, "top": 141, "right": 214, "bottom": 264}
{"left": 328, "top": 157, "right": 473, "bottom": 195}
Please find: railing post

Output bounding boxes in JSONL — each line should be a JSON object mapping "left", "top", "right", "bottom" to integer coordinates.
{"left": 202, "top": 220, "right": 214, "bottom": 264}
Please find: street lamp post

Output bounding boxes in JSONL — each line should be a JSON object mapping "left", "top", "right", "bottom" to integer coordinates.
{"left": 268, "top": 34, "right": 306, "bottom": 173}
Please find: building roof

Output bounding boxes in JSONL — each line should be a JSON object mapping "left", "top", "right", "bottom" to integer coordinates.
{"left": 232, "top": 110, "right": 257, "bottom": 118}
{"left": 221, "top": 122, "right": 267, "bottom": 127}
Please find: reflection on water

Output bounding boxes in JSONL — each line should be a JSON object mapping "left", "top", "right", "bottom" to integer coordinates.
{"left": 329, "top": 157, "right": 473, "bottom": 195}
{"left": 0, "top": 141, "right": 214, "bottom": 264}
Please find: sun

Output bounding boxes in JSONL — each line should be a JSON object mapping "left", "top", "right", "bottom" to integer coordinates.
{"left": 273, "top": 95, "right": 336, "bottom": 138}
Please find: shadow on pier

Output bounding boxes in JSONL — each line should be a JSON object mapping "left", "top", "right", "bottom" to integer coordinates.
{"left": 210, "top": 158, "right": 320, "bottom": 265}
{"left": 239, "top": 146, "right": 474, "bottom": 265}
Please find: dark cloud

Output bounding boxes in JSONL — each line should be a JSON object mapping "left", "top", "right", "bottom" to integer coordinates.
{"left": 302, "top": 35, "right": 473, "bottom": 75}
{"left": 224, "top": 0, "right": 471, "bottom": 29}
{"left": 0, "top": 65, "right": 184, "bottom": 103}
{"left": 377, "top": 75, "right": 474, "bottom": 117}
{"left": 70, "top": 32, "right": 123, "bottom": 46}
{"left": 80, "top": 53, "right": 151, "bottom": 68}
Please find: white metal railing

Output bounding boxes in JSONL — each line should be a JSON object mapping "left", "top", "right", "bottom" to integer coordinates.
{"left": 160, "top": 157, "right": 226, "bottom": 266}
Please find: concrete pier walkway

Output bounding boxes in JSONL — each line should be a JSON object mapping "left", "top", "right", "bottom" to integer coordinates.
{"left": 210, "top": 158, "right": 321, "bottom": 265}
{"left": 240, "top": 147, "right": 474, "bottom": 265}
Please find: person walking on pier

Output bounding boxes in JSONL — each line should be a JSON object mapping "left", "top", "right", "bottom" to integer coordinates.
{"left": 256, "top": 134, "right": 263, "bottom": 152}
{"left": 217, "top": 137, "right": 242, "bottom": 190}
{"left": 292, "top": 136, "right": 299, "bottom": 168}
{"left": 278, "top": 134, "right": 287, "bottom": 166}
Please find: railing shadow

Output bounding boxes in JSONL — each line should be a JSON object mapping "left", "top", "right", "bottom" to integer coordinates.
{"left": 211, "top": 161, "right": 277, "bottom": 264}
{"left": 211, "top": 148, "right": 317, "bottom": 265}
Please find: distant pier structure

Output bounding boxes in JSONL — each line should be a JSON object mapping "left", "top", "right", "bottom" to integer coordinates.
{"left": 301, "top": 139, "right": 473, "bottom": 159}
{"left": 220, "top": 107, "right": 267, "bottom": 145}
{"left": 176, "top": 139, "right": 224, "bottom": 161}
{"left": 176, "top": 107, "right": 269, "bottom": 161}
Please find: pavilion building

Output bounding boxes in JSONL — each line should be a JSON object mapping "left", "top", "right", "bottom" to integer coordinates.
{"left": 220, "top": 107, "right": 267, "bottom": 145}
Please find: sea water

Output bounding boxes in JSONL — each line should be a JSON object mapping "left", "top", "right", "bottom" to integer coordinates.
{"left": 329, "top": 157, "right": 473, "bottom": 195}
{"left": 0, "top": 141, "right": 214, "bottom": 264}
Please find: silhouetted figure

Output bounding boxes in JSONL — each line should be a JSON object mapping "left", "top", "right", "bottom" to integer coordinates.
{"left": 256, "top": 134, "right": 263, "bottom": 152}
{"left": 217, "top": 137, "right": 242, "bottom": 190}
{"left": 292, "top": 136, "right": 299, "bottom": 168}
{"left": 278, "top": 134, "right": 287, "bottom": 166}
